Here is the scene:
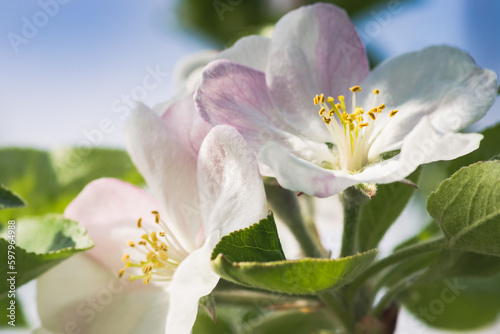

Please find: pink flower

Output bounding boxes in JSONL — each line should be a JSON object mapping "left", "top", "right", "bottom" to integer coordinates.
{"left": 195, "top": 3, "right": 498, "bottom": 197}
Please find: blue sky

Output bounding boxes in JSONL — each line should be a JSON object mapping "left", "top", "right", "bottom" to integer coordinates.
{"left": 1, "top": 0, "right": 499, "bottom": 149}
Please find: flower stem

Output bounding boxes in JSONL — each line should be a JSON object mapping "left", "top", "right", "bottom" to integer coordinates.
{"left": 339, "top": 186, "right": 369, "bottom": 258}
{"left": 348, "top": 237, "right": 447, "bottom": 295}
{"left": 371, "top": 276, "right": 415, "bottom": 318}
{"left": 264, "top": 179, "right": 327, "bottom": 258}
{"left": 318, "top": 290, "right": 355, "bottom": 333}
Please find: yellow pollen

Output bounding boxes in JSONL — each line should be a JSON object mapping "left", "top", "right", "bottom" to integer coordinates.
{"left": 318, "top": 107, "right": 326, "bottom": 116}
{"left": 328, "top": 109, "right": 335, "bottom": 117}
{"left": 349, "top": 123, "right": 355, "bottom": 131}
{"left": 341, "top": 112, "right": 348, "bottom": 120}
{"left": 138, "top": 241, "right": 147, "bottom": 246}
{"left": 151, "top": 231, "right": 158, "bottom": 243}
{"left": 122, "top": 254, "right": 130, "bottom": 262}
{"left": 118, "top": 268, "right": 125, "bottom": 279}
{"left": 320, "top": 94, "right": 325, "bottom": 103}
{"left": 378, "top": 103, "right": 386, "bottom": 112}
{"left": 127, "top": 241, "right": 135, "bottom": 247}
{"left": 322, "top": 116, "right": 331, "bottom": 125}
{"left": 159, "top": 232, "right": 165, "bottom": 237}
{"left": 390, "top": 110, "right": 399, "bottom": 117}
{"left": 368, "top": 111, "right": 376, "bottom": 120}
{"left": 144, "top": 275, "right": 152, "bottom": 285}
{"left": 355, "top": 107, "right": 364, "bottom": 115}
{"left": 151, "top": 210, "right": 159, "bottom": 215}
{"left": 359, "top": 122, "right": 369, "bottom": 128}
{"left": 137, "top": 218, "right": 142, "bottom": 228}
{"left": 373, "top": 89, "right": 380, "bottom": 95}
{"left": 142, "top": 264, "right": 153, "bottom": 274}
{"left": 314, "top": 95, "right": 319, "bottom": 105}
{"left": 350, "top": 85, "right": 362, "bottom": 92}
{"left": 335, "top": 103, "right": 341, "bottom": 111}
{"left": 158, "top": 243, "right": 168, "bottom": 252}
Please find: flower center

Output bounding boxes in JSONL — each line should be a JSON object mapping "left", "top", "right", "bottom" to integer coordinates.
{"left": 118, "top": 211, "right": 188, "bottom": 285}
{"left": 314, "top": 86, "right": 399, "bottom": 172}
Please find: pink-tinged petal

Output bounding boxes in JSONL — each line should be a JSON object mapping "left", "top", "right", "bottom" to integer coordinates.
{"left": 216, "top": 35, "right": 270, "bottom": 72}
{"left": 37, "top": 254, "right": 168, "bottom": 334}
{"left": 161, "top": 93, "right": 212, "bottom": 157}
{"left": 358, "top": 45, "right": 498, "bottom": 156}
{"left": 267, "top": 3, "right": 369, "bottom": 142}
{"left": 195, "top": 59, "right": 299, "bottom": 151}
{"left": 64, "top": 178, "right": 160, "bottom": 271}
{"left": 166, "top": 232, "right": 220, "bottom": 334}
{"left": 127, "top": 104, "right": 202, "bottom": 251}
{"left": 259, "top": 142, "right": 351, "bottom": 197}
{"left": 197, "top": 125, "right": 267, "bottom": 237}
{"left": 173, "top": 49, "right": 219, "bottom": 92}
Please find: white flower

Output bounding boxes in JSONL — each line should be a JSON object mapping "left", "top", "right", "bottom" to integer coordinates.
{"left": 36, "top": 100, "right": 266, "bottom": 333}
{"left": 195, "top": 3, "right": 498, "bottom": 197}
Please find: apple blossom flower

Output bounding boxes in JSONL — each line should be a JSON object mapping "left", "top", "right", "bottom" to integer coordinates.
{"left": 195, "top": 3, "right": 498, "bottom": 197}
{"left": 36, "top": 101, "right": 267, "bottom": 334}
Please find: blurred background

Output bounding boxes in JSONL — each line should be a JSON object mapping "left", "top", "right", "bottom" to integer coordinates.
{"left": 1, "top": 0, "right": 499, "bottom": 333}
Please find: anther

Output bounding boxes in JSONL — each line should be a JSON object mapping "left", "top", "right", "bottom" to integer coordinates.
{"left": 314, "top": 95, "right": 319, "bottom": 105}
{"left": 390, "top": 110, "right": 399, "bottom": 117}
{"left": 151, "top": 231, "right": 158, "bottom": 243}
{"left": 359, "top": 122, "right": 369, "bottom": 128}
{"left": 127, "top": 241, "right": 135, "bottom": 247}
{"left": 318, "top": 107, "right": 326, "bottom": 116}
{"left": 137, "top": 218, "right": 142, "bottom": 228}
{"left": 142, "top": 264, "right": 153, "bottom": 274}
{"left": 328, "top": 110, "right": 335, "bottom": 117}
{"left": 118, "top": 268, "right": 125, "bottom": 279}
{"left": 159, "top": 232, "right": 165, "bottom": 237}
{"left": 378, "top": 103, "right": 386, "bottom": 112}
{"left": 373, "top": 89, "right": 380, "bottom": 95}
{"left": 327, "top": 96, "right": 334, "bottom": 103}
{"left": 350, "top": 86, "right": 362, "bottom": 93}
{"left": 144, "top": 275, "right": 152, "bottom": 285}
{"left": 122, "top": 254, "right": 130, "bottom": 262}
{"left": 138, "top": 241, "right": 147, "bottom": 246}
{"left": 320, "top": 94, "right": 325, "bottom": 103}
{"left": 368, "top": 111, "right": 376, "bottom": 120}
{"left": 322, "top": 116, "right": 331, "bottom": 125}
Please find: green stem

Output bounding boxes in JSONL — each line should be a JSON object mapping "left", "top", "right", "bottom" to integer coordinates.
{"left": 348, "top": 237, "right": 446, "bottom": 295}
{"left": 339, "top": 187, "right": 369, "bottom": 258}
{"left": 371, "top": 277, "right": 412, "bottom": 317}
{"left": 264, "top": 179, "right": 327, "bottom": 258}
{"left": 213, "top": 289, "right": 317, "bottom": 308}
{"left": 318, "top": 290, "right": 355, "bottom": 333}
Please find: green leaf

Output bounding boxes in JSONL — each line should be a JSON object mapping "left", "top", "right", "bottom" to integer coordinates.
{"left": 357, "top": 168, "right": 420, "bottom": 252}
{"left": 427, "top": 161, "right": 500, "bottom": 256}
{"left": 402, "top": 274, "right": 500, "bottom": 330}
{"left": 248, "top": 310, "right": 336, "bottom": 334}
{"left": 212, "top": 250, "right": 377, "bottom": 295}
{"left": 0, "top": 148, "right": 144, "bottom": 224}
{"left": 211, "top": 213, "right": 286, "bottom": 263}
{"left": 0, "top": 185, "right": 25, "bottom": 210}
{"left": 211, "top": 214, "right": 377, "bottom": 294}
{"left": 0, "top": 215, "right": 94, "bottom": 296}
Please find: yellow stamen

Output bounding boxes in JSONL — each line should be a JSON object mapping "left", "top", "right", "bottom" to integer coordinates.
{"left": 338, "top": 95, "right": 346, "bottom": 112}
{"left": 359, "top": 122, "right": 369, "bottom": 128}
{"left": 151, "top": 231, "right": 158, "bottom": 243}
{"left": 314, "top": 95, "right": 319, "bottom": 105}
{"left": 159, "top": 232, "right": 165, "bottom": 237}
{"left": 320, "top": 94, "right": 325, "bottom": 103}
{"left": 122, "top": 254, "right": 130, "bottom": 262}
{"left": 127, "top": 241, "right": 135, "bottom": 247}
{"left": 373, "top": 89, "right": 380, "bottom": 95}
{"left": 327, "top": 96, "right": 334, "bottom": 103}
{"left": 118, "top": 268, "right": 125, "bottom": 279}
{"left": 350, "top": 85, "right": 362, "bottom": 92}
{"left": 142, "top": 264, "right": 153, "bottom": 274}
{"left": 143, "top": 275, "right": 152, "bottom": 285}
{"left": 322, "top": 116, "right": 331, "bottom": 125}
{"left": 138, "top": 241, "right": 147, "bottom": 246}
{"left": 318, "top": 107, "right": 326, "bottom": 116}
{"left": 328, "top": 109, "right": 335, "bottom": 117}
{"left": 378, "top": 103, "right": 385, "bottom": 112}
{"left": 390, "top": 110, "right": 399, "bottom": 117}
{"left": 137, "top": 218, "right": 142, "bottom": 228}
{"left": 368, "top": 111, "right": 376, "bottom": 120}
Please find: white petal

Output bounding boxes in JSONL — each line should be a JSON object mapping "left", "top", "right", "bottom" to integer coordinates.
{"left": 357, "top": 45, "right": 498, "bottom": 156}
{"left": 216, "top": 35, "right": 270, "bottom": 72}
{"left": 267, "top": 3, "right": 369, "bottom": 142}
{"left": 173, "top": 49, "right": 219, "bottom": 92}
{"left": 197, "top": 125, "right": 268, "bottom": 237}
{"left": 37, "top": 254, "right": 168, "bottom": 334}
{"left": 166, "top": 232, "right": 220, "bottom": 334}
{"left": 64, "top": 178, "right": 161, "bottom": 271}
{"left": 127, "top": 104, "right": 202, "bottom": 251}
